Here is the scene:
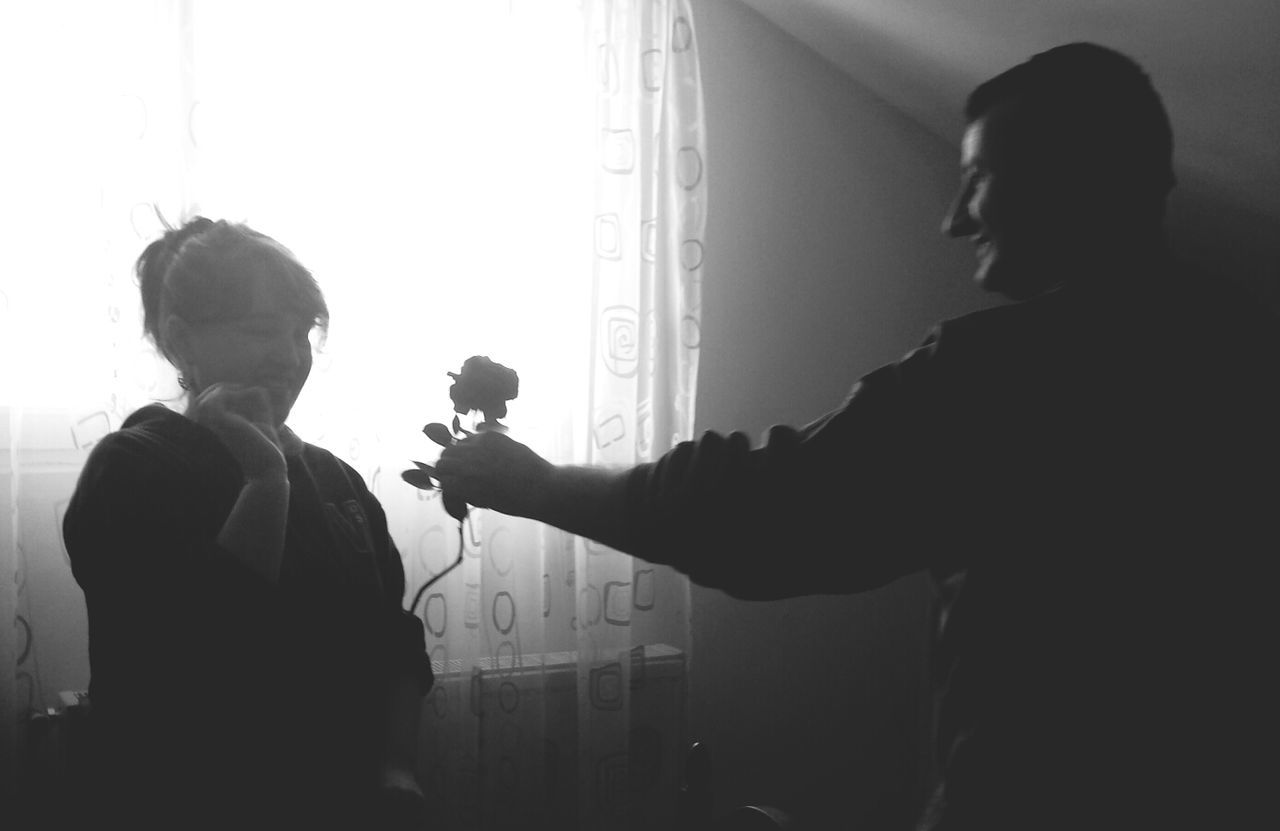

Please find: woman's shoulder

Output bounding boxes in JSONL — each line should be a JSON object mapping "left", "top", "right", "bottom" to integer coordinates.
{"left": 85, "top": 404, "right": 178, "bottom": 461}
{"left": 120, "top": 402, "right": 182, "bottom": 429}
{"left": 86, "top": 404, "right": 230, "bottom": 478}
{"left": 115, "top": 403, "right": 190, "bottom": 443}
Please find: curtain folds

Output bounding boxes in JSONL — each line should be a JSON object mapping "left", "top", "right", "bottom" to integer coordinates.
{"left": 0, "top": 1, "right": 706, "bottom": 828}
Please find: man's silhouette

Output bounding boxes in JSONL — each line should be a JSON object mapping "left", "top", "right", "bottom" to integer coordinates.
{"left": 437, "top": 43, "right": 1279, "bottom": 829}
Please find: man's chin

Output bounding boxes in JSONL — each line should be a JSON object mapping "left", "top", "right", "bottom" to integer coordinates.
{"left": 972, "top": 260, "right": 1009, "bottom": 295}
{"left": 974, "top": 260, "right": 1046, "bottom": 301}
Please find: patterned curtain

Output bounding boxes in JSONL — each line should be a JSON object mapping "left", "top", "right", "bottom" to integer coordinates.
{"left": 414, "top": 3, "right": 706, "bottom": 827}
{"left": 575, "top": 0, "right": 705, "bottom": 826}
{"left": 0, "top": 1, "right": 705, "bottom": 828}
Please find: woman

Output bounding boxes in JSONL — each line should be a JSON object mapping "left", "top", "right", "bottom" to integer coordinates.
{"left": 64, "top": 218, "right": 432, "bottom": 829}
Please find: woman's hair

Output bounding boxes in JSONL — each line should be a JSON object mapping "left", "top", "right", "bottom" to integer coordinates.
{"left": 136, "top": 216, "right": 329, "bottom": 364}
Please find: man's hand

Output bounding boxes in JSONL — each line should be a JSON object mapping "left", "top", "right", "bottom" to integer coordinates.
{"left": 373, "top": 764, "right": 428, "bottom": 831}
{"left": 435, "top": 431, "right": 553, "bottom": 518}
{"left": 190, "top": 383, "right": 287, "bottom": 482}
{"left": 437, "top": 432, "right": 632, "bottom": 551}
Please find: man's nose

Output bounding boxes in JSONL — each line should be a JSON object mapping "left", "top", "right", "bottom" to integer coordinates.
{"left": 942, "top": 192, "right": 978, "bottom": 238}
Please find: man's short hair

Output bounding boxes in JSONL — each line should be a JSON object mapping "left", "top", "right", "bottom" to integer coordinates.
{"left": 966, "top": 43, "right": 1175, "bottom": 209}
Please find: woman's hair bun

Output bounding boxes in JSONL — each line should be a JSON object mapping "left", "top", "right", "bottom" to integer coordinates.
{"left": 137, "top": 215, "right": 220, "bottom": 353}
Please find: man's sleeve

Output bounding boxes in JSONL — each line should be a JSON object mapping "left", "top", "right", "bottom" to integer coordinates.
{"left": 619, "top": 331, "right": 949, "bottom": 599}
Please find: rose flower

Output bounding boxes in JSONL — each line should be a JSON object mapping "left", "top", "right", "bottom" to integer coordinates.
{"left": 448, "top": 356, "right": 519, "bottom": 425}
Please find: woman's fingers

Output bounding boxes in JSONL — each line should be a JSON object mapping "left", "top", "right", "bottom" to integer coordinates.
{"left": 189, "top": 383, "right": 287, "bottom": 479}
{"left": 195, "top": 383, "right": 275, "bottom": 428}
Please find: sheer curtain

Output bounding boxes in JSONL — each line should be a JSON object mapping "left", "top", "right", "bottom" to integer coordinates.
{"left": 0, "top": 1, "right": 706, "bottom": 827}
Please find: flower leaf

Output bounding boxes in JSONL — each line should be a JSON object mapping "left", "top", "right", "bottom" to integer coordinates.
{"left": 401, "top": 469, "right": 438, "bottom": 490}
{"left": 423, "top": 423, "right": 454, "bottom": 448}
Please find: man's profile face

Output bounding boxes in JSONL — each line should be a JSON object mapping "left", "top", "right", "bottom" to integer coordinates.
{"left": 943, "top": 103, "right": 1080, "bottom": 300}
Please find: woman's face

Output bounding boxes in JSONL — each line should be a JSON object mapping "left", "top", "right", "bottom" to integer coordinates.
{"left": 173, "top": 254, "right": 316, "bottom": 426}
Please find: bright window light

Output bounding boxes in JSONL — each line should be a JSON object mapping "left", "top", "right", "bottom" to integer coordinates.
{"left": 2, "top": 1, "right": 596, "bottom": 471}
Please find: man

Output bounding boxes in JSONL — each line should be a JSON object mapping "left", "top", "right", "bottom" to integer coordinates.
{"left": 437, "top": 44, "right": 1278, "bottom": 829}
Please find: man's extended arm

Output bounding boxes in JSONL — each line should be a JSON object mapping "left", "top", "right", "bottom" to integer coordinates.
{"left": 436, "top": 338, "right": 947, "bottom": 599}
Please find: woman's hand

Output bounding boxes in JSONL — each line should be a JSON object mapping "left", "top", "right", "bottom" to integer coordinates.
{"left": 190, "top": 383, "right": 287, "bottom": 482}
{"left": 191, "top": 383, "right": 291, "bottom": 581}
{"left": 435, "top": 431, "right": 553, "bottom": 519}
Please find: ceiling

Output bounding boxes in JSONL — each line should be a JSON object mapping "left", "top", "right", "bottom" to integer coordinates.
{"left": 735, "top": 0, "right": 1280, "bottom": 221}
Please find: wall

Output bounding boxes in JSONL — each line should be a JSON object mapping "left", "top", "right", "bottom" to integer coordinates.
{"left": 688, "top": 1, "right": 996, "bottom": 826}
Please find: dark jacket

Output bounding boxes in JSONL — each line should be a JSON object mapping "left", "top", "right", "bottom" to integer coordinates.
{"left": 65, "top": 405, "right": 431, "bottom": 829}
{"left": 622, "top": 272, "right": 1280, "bottom": 829}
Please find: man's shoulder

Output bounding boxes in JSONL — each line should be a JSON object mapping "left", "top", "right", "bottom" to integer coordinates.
{"left": 936, "top": 291, "right": 1073, "bottom": 340}
{"left": 921, "top": 294, "right": 1069, "bottom": 368}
